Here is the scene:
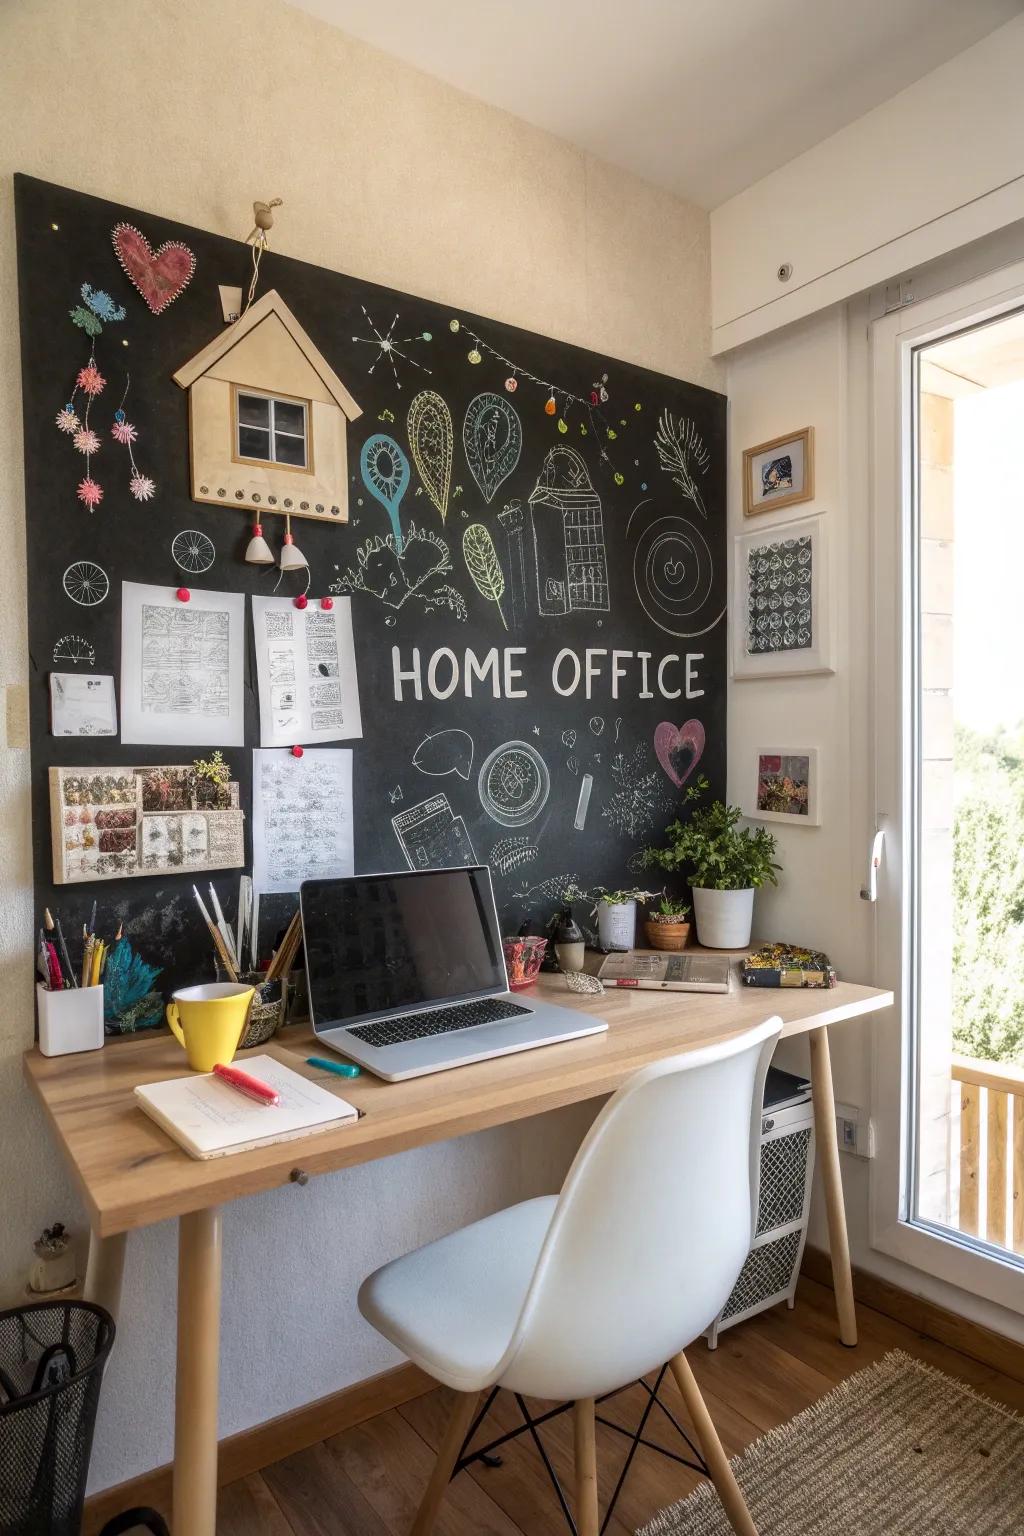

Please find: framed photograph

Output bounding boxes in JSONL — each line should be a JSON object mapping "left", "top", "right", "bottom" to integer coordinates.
{"left": 748, "top": 748, "right": 820, "bottom": 827}
{"left": 743, "top": 426, "right": 813, "bottom": 517}
{"left": 731, "top": 513, "right": 832, "bottom": 678}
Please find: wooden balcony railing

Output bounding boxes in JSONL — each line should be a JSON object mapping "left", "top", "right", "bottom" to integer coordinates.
{"left": 953, "top": 1053, "right": 1024, "bottom": 1253}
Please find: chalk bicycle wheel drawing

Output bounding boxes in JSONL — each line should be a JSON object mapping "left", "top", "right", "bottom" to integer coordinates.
{"left": 171, "top": 529, "right": 215, "bottom": 574}
{"left": 63, "top": 561, "right": 109, "bottom": 607}
{"left": 478, "top": 740, "right": 550, "bottom": 827}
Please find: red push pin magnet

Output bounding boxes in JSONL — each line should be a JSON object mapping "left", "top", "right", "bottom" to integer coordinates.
{"left": 320, "top": 596, "right": 334, "bottom": 611}
{"left": 293, "top": 594, "right": 308, "bottom": 610}
{"left": 291, "top": 745, "right": 304, "bottom": 758}
{"left": 176, "top": 587, "right": 190, "bottom": 602}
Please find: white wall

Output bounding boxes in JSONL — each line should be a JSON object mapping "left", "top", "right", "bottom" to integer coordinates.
{"left": 0, "top": 0, "right": 719, "bottom": 1492}
{"left": 725, "top": 292, "right": 1024, "bottom": 1344}
{"left": 711, "top": 14, "right": 1024, "bottom": 352}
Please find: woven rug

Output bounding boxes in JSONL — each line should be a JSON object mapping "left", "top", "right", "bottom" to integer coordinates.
{"left": 637, "top": 1350, "right": 1024, "bottom": 1535}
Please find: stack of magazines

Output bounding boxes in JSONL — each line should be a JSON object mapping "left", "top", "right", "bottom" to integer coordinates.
{"left": 741, "top": 942, "right": 837, "bottom": 989}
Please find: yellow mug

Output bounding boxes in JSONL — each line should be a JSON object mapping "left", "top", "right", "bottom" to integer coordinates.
{"left": 165, "top": 982, "right": 255, "bottom": 1073}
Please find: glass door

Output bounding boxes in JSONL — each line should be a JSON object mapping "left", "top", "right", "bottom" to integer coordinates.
{"left": 870, "top": 261, "right": 1024, "bottom": 1312}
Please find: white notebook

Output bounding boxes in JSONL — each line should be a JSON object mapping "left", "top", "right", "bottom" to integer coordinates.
{"left": 134, "top": 1054, "right": 358, "bottom": 1160}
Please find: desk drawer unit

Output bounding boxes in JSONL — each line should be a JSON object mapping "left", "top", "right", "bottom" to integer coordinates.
{"left": 707, "top": 1096, "right": 815, "bottom": 1347}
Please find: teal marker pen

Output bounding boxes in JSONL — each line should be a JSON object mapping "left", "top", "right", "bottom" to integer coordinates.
{"left": 307, "top": 1055, "right": 361, "bottom": 1079}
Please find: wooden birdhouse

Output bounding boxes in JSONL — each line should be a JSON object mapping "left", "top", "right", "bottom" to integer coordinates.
{"left": 172, "top": 289, "right": 361, "bottom": 523}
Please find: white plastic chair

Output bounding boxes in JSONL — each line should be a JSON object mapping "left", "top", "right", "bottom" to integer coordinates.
{"left": 358, "top": 1017, "right": 782, "bottom": 1536}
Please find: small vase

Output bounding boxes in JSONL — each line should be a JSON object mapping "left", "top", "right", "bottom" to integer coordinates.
{"left": 643, "top": 920, "right": 691, "bottom": 952}
{"left": 597, "top": 901, "right": 636, "bottom": 952}
{"left": 553, "top": 909, "right": 585, "bottom": 972}
{"left": 692, "top": 887, "right": 755, "bottom": 949}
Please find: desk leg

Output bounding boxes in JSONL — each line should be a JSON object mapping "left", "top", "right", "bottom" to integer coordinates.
{"left": 84, "top": 1231, "right": 127, "bottom": 1318}
{"left": 173, "top": 1207, "right": 222, "bottom": 1536}
{"left": 808, "top": 1025, "right": 857, "bottom": 1346}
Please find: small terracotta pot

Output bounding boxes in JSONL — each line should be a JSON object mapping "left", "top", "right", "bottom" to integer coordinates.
{"left": 644, "top": 920, "right": 691, "bottom": 952}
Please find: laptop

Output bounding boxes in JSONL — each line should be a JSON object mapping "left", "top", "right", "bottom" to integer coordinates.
{"left": 598, "top": 950, "right": 732, "bottom": 993}
{"left": 300, "top": 866, "right": 608, "bottom": 1081}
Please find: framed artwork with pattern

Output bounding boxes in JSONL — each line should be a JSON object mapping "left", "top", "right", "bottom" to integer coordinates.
{"left": 731, "top": 514, "right": 832, "bottom": 678}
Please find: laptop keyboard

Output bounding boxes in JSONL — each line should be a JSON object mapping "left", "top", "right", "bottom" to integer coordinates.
{"left": 346, "top": 997, "right": 532, "bottom": 1049}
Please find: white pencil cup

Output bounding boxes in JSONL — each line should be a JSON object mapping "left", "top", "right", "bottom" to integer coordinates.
{"left": 36, "top": 983, "right": 105, "bottom": 1057}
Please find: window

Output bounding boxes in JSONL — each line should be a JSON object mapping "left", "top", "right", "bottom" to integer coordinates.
{"left": 234, "top": 390, "right": 309, "bottom": 469}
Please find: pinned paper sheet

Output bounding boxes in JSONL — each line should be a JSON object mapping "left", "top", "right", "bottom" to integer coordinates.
{"left": 252, "top": 596, "right": 362, "bottom": 748}
{"left": 49, "top": 673, "right": 117, "bottom": 737}
{"left": 252, "top": 747, "right": 353, "bottom": 896}
{"left": 120, "top": 582, "right": 245, "bottom": 746}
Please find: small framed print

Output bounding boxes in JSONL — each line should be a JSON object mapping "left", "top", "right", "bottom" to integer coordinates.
{"left": 749, "top": 748, "right": 820, "bottom": 827}
{"left": 743, "top": 426, "right": 813, "bottom": 517}
{"left": 731, "top": 513, "right": 832, "bottom": 679}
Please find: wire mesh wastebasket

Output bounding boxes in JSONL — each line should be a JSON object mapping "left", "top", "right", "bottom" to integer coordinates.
{"left": 0, "top": 1300, "right": 114, "bottom": 1536}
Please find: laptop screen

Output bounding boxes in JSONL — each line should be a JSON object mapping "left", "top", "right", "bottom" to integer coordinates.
{"left": 301, "top": 866, "right": 508, "bottom": 1029}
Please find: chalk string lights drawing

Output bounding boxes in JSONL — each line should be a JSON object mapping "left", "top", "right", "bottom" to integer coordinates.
{"left": 351, "top": 305, "right": 433, "bottom": 389}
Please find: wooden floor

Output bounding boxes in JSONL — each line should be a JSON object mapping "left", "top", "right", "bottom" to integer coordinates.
{"left": 214, "top": 1277, "right": 1024, "bottom": 1535}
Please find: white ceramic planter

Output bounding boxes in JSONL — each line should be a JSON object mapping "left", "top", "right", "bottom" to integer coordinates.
{"left": 691, "top": 887, "right": 755, "bottom": 949}
{"left": 597, "top": 901, "right": 636, "bottom": 951}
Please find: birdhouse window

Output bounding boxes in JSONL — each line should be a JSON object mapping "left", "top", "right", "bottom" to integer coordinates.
{"left": 234, "top": 388, "right": 311, "bottom": 472}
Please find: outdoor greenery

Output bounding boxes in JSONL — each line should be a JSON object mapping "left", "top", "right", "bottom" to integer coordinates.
{"left": 642, "top": 777, "right": 781, "bottom": 893}
{"left": 953, "top": 723, "right": 1024, "bottom": 1065}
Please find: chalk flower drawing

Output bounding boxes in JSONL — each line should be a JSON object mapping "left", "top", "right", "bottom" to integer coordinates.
{"left": 601, "top": 744, "right": 672, "bottom": 840}
{"left": 407, "top": 390, "right": 453, "bottom": 523}
{"left": 350, "top": 305, "right": 432, "bottom": 389}
{"left": 462, "top": 523, "right": 507, "bottom": 630}
{"left": 331, "top": 523, "right": 467, "bottom": 620}
{"left": 654, "top": 410, "right": 709, "bottom": 519}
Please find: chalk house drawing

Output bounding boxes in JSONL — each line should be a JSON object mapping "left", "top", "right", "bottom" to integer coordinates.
{"left": 601, "top": 743, "right": 672, "bottom": 840}
{"left": 331, "top": 524, "right": 467, "bottom": 621}
{"left": 463, "top": 393, "right": 522, "bottom": 504}
{"left": 478, "top": 740, "right": 550, "bottom": 827}
{"left": 392, "top": 793, "right": 477, "bottom": 871}
{"left": 407, "top": 390, "right": 453, "bottom": 523}
{"left": 489, "top": 836, "right": 539, "bottom": 877}
{"left": 627, "top": 497, "right": 723, "bottom": 641}
{"left": 412, "top": 729, "right": 475, "bottom": 781}
{"left": 654, "top": 409, "right": 710, "bottom": 518}
{"left": 361, "top": 434, "right": 411, "bottom": 551}
{"left": 528, "top": 445, "right": 609, "bottom": 616}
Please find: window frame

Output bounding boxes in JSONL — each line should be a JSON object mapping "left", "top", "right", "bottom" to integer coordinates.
{"left": 231, "top": 384, "right": 314, "bottom": 475}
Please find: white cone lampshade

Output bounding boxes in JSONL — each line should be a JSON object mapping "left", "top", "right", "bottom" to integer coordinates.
{"left": 245, "top": 522, "right": 274, "bottom": 564}
{"left": 279, "top": 516, "right": 308, "bottom": 571}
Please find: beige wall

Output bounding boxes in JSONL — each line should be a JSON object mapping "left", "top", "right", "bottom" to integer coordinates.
{"left": 0, "top": 0, "right": 718, "bottom": 1490}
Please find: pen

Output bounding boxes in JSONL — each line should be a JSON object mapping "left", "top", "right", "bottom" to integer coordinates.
{"left": 306, "top": 1056, "right": 361, "bottom": 1079}
{"left": 212, "top": 1062, "right": 280, "bottom": 1105}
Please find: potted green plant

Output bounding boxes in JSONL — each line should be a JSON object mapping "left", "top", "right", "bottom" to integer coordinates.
{"left": 643, "top": 780, "right": 780, "bottom": 948}
{"left": 643, "top": 893, "right": 692, "bottom": 952}
{"left": 590, "top": 887, "right": 658, "bottom": 952}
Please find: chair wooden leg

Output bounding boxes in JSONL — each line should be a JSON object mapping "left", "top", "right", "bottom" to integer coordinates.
{"left": 668, "top": 1352, "right": 758, "bottom": 1536}
{"left": 410, "top": 1389, "right": 480, "bottom": 1536}
{"left": 573, "top": 1397, "right": 599, "bottom": 1536}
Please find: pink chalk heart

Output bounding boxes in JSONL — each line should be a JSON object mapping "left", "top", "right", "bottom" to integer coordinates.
{"left": 111, "top": 222, "right": 196, "bottom": 314}
{"left": 654, "top": 719, "right": 705, "bottom": 788}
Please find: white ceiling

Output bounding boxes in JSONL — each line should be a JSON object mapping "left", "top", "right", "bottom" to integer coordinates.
{"left": 288, "top": 0, "right": 1022, "bottom": 207}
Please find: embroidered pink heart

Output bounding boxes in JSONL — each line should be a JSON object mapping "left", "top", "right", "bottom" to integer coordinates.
{"left": 654, "top": 719, "right": 705, "bottom": 788}
{"left": 111, "top": 222, "right": 196, "bottom": 314}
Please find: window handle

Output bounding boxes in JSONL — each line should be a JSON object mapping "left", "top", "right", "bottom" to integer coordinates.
{"left": 860, "top": 828, "right": 885, "bottom": 902}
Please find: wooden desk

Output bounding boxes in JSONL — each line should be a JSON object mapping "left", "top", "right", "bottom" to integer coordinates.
{"left": 25, "top": 967, "right": 891, "bottom": 1536}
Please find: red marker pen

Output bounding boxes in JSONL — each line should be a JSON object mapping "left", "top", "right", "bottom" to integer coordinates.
{"left": 212, "top": 1063, "right": 280, "bottom": 1106}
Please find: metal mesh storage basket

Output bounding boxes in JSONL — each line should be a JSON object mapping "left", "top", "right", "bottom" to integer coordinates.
{"left": 721, "top": 1227, "right": 805, "bottom": 1321}
{"left": 0, "top": 1300, "right": 113, "bottom": 1536}
{"left": 755, "top": 1126, "right": 813, "bottom": 1235}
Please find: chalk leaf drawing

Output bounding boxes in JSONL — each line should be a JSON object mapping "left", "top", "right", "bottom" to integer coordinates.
{"left": 653, "top": 719, "right": 706, "bottom": 789}
{"left": 627, "top": 497, "right": 723, "bottom": 641}
{"left": 407, "top": 390, "right": 453, "bottom": 523}
{"left": 601, "top": 743, "right": 672, "bottom": 840}
{"left": 331, "top": 523, "right": 467, "bottom": 621}
{"left": 463, "top": 393, "right": 522, "bottom": 504}
{"left": 412, "top": 728, "right": 475, "bottom": 782}
{"left": 654, "top": 410, "right": 709, "bottom": 519}
{"left": 513, "top": 870, "right": 581, "bottom": 906}
{"left": 529, "top": 445, "right": 609, "bottom": 615}
{"left": 361, "top": 434, "right": 410, "bottom": 552}
{"left": 351, "top": 305, "right": 432, "bottom": 389}
{"left": 478, "top": 740, "right": 550, "bottom": 828}
{"left": 490, "top": 836, "right": 539, "bottom": 877}
{"left": 463, "top": 523, "right": 507, "bottom": 630}
{"left": 392, "top": 793, "right": 477, "bottom": 871}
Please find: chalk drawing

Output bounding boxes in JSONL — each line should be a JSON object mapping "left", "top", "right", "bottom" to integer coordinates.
{"left": 574, "top": 773, "right": 594, "bottom": 831}
{"left": 63, "top": 561, "right": 109, "bottom": 607}
{"left": 361, "top": 434, "right": 410, "bottom": 552}
{"left": 478, "top": 740, "right": 550, "bottom": 827}
{"left": 654, "top": 410, "right": 710, "bottom": 519}
{"left": 529, "top": 445, "right": 609, "bottom": 615}
{"left": 392, "top": 793, "right": 477, "bottom": 871}
{"left": 627, "top": 497, "right": 724, "bottom": 641}
{"left": 171, "top": 529, "right": 215, "bottom": 575}
{"left": 53, "top": 635, "right": 96, "bottom": 667}
{"left": 566, "top": 755, "right": 579, "bottom": 776}
{"left": 512, "top": 870, "right": 581, "bottom": 906}
{"left": 463, "top": 393, "right": 522, "bottom": 504}
{"left": 489, "top": 836, "right": 539, "bottom": 877}
{"left": 653, "top": 719, "right": 706, "bottom": 788}
{"left": 331, "top": 524, "right": 467, "bottom": 621}
{"left": 388, "top": 784, "right": 404, "bottom": 804}
{"left": 412, "top": 728, "right": 475, "bottom": 781}
{"left": 589, "top": 716, "right": 605, "bottom": 737}
{"left": 561, "top": 730, "right": 577, "bottom": 749}
{"left": 462, "top": 523, "right": 507, "bottom": 630}
{"left": 496, "top": 499, "right": 528, "bottom": 628}
{"left": 407, "top": 390, "right": 453, "bottom": 523}
{"left": 351, "top": 306, "right": 432, "bottom": 389}
{"left": 601, "top": 744, "right": 672, "bottom": 840}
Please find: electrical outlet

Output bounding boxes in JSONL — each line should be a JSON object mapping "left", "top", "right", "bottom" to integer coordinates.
{"left": 835, "top": 1101, "right": 874, "bottom": 1159}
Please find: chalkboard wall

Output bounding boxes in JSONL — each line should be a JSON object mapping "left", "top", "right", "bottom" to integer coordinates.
{"left": 16, "top": 173, "right": 726, "bottom": 998}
